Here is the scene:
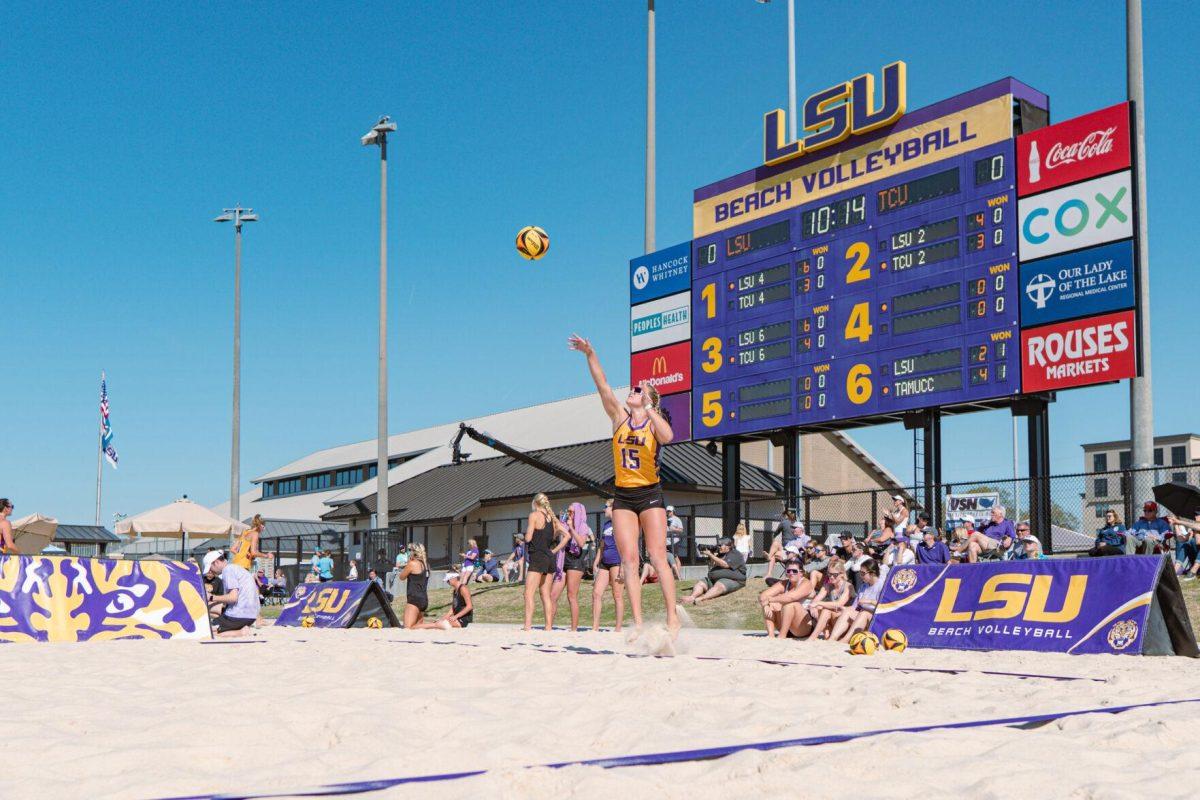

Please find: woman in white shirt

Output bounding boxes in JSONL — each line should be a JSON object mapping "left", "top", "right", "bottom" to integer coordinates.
{"left": 732, "top": 522, "right": 752, "bottom": 560}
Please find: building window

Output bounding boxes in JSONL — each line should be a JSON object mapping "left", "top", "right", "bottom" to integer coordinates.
{"left": 1119, "top": 450, "right": 1131, "bottom": 469}
{"left": 307, "top": 473, "right": 331, "bottom": 491}
{"left": 1092, "top": 453, "right": 1108, "bottom": 472}
{"left": 335, "top": 466, "right": 365, "bottom": 487}
{"left": 274, "top": 478, "right": 302, "bottom": 496}
{"left": 1174, "top": 472, "right": 1188, "bottom": 483}
{"left": 1154, "top": 448, "right": 1164, "bottom": 466}
{"left": 367, "top": 464, "right": 378, "bottom": 479}
{"left": 1093, "top": 478, "right": 1109, "bottom": 499}
{"left": 1172, "top": 446, "right": 1187, "bottom": 466}
{"left": 262, "top": 483, "right": 275, "bottom": 498}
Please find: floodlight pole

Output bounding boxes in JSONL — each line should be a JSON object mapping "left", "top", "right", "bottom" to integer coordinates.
{"left": 646, "top": 0, "right": 655, "bottom": 254}
{"left": 363, "top": 117, "right": 397, "bottom": 532}
{"left": 1127, "top": 0, "right": 1154, "bottom": 484}
{"left": 214, "top": 206, "right": 258, "bottom": 523}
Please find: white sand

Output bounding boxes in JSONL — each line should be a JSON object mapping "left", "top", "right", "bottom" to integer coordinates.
{"left": 3, "top": 622, "right": 1198, "bottom": 800}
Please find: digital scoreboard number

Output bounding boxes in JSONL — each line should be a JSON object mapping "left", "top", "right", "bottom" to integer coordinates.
{"left": 690, "top": 140, "right": 1020, "bottom": 437}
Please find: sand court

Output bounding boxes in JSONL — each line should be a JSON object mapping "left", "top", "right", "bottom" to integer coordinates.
{"left": 3, "top": 623, "right": 1198, "bottom": 799}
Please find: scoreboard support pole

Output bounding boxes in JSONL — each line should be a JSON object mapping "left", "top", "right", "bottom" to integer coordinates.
{"left": 922, "top": 411, "right": 943, "bottom": 527}
{"left": 1017, "top": 398, "right": 1053, "bottom": 555}
{"left": 781, "top": 429, "right": 801, "bottom": 511}
{"left": 722, "top": 440, "right": 742, "bottom": 538}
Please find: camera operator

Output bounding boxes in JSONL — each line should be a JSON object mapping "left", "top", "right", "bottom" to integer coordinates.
{"left": 680, "top": 536, "right": 747, "bottom": 606}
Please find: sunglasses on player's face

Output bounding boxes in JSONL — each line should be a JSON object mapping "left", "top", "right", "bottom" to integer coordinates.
{"left": 785, "top": 568, "right": 800, "bottom": 575}
{"left": 630, "top": 387, "right": 643, "bottom": 394}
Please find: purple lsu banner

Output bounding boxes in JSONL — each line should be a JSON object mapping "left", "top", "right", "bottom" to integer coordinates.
{"left": 868, "top": 556, "right": 1191, "bottom": 656}
{"left": 0, "top": 555, "right": 211, "bottom": 642}
{"left": 276, "top": 581, "right": 399, "bottom": 629}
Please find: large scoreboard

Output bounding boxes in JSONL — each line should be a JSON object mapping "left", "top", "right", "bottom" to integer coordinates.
{"left": 630, "top": 70, "right": 1140, "bottom": 444}
{"left": 690, "top": 138, "right": 1019, "bottom": 438}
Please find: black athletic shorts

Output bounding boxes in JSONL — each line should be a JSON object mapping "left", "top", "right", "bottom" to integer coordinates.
{"left": 613, "top": 483, "right": 665, "bottom": 515}
{"left": 564, "top": 552, "right": 589, "bottom": 572}
{"left": 215, "top": 614, "right": 255, "bottom": 633}
{"left": 599, "top": 559, "right": 622, "bottom": 571}
{"left": 528, "top": 550, "right": 555, "bottom": 574}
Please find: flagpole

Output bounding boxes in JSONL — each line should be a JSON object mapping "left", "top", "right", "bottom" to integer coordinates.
{"left": 95, "top": 371, "right": 104, "bottom": 526}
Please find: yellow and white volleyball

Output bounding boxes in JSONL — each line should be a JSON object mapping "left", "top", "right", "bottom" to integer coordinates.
{"left": 849, "top": 631, "right": 879, "bottom": 656}
{"left": 300, "top": 616, "right": 316, "bottom": 628}
{"left": 366, "top": 616, "right": 383, "bottom": 629}
{"left": 881, "top": 628, "right": 908, "bottom": 652}
{"left": 515, "top": 225, "right": 550, "bottom": 260}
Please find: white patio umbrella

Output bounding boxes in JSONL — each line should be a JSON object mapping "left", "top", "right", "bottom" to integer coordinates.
{"left": 10, "top": 513, "right": 58, "bottom": 555}
{"left": 114, "top": 497, "right": 248, "bottom": 558}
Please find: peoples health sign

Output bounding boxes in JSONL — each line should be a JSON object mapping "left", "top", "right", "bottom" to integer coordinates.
{"left": 869, "top": 557, "right": 1197, "bottom": 656}
{"left": 630, "top": 291, "right": 690, "bottom": 353}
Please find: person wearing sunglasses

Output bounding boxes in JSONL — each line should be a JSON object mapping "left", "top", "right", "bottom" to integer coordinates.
{"left": 828, "top": 559, "right": 882, "bottom": 643}
{"left": 0, "top": 499, "right": 14, "bottom": 555}
{"left": 569, "top": 334, "right": 678, "bottom": 636}
{"left": 759, "top": 558, "right": 815, "bottom": 638}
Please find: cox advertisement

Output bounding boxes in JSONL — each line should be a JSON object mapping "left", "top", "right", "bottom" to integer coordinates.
{"left": 1018, "top": 170, "right": 1132, "bottom": 261}
{"left": 869, "top": 557, "right": 1161, "bottom": 655}
{"left": 630, "top": 241, "right": 691, "bottom": 305}
{"left": 631, "top": 341, "right": 691, "bottom": 395}
{"left": 631, "top": 291, "right": 690, "bottom": 353}
{"left": 1021, "top": 309, "right": 1136, "bottom": 392}
{"left": 1020, "top": 239, "right": 1135, "bottom": 326}
{"left": 1017, "top": 102, "right": 1131, "bottom": 195}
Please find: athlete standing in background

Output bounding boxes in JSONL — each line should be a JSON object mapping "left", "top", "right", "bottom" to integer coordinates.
{"left": 568, "top": 334, "right": 679, "bottom": 634}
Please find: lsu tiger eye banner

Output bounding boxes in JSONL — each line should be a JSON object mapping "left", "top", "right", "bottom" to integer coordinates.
{"left": 276, "top": 581, "right": 400, "bottom": 629}
{"left": 868, "top": 556, "right": 1197, "bottom": 656}
{"left": 0, "top": 555, "right": 211, "bottom": 643}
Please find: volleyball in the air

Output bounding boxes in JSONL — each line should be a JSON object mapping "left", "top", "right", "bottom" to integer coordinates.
{"left": 849, "top": 631, "right": 879, "bottom": 655}
{"left": 881, "top": 628, "right": 908, "bottom": 652}
{"left": 516, "top": 225, "right": 550, "bottom": 260}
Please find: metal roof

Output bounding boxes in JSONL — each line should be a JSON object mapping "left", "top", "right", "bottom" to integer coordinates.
{"left": 255, "top": 519, "right": 347, "bottom": 537}
{"left": 54, "top": 525, "right": 120, "bottom": 544}
{"left": 323, "top": 439, "right": 785, "bottom": 525}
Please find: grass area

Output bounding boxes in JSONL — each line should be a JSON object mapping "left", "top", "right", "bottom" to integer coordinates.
{"left": 264, "top": 572, "right": 1200, "bottom": 637}
{"left": 263, "top": 579, "right": 766, "bottom": 630}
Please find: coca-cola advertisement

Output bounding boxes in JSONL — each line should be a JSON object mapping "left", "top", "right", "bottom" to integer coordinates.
{"left": 1017, "top": 102, "right": 1131, "bottom": 196}
{"left": 1020, "top": 309, "right": 1137, "bottom": 392}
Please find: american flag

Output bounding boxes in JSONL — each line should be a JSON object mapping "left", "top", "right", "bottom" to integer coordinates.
{"left": 100, "top": 373, "right": 119, "bottom": 468}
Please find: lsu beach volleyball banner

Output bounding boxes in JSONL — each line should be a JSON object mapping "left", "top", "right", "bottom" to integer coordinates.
{"left": 0, "top": 555, "right": 211, "bottom": 642}
{"left": 276, "top": 581, "right": 399, "bottom": 629}
{"left": 869, "top": 556, "right": 1197, "bottom": 657}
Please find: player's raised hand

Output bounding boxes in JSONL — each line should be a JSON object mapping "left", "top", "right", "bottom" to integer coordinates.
{"left": 568, "top": 334, "right": 594, "bottom": 356}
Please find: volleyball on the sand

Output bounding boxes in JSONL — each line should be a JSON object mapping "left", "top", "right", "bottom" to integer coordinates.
{"left": 516, "top": 225, "right": 550, "bottom": 260}
{"left": 848, "top": 631, "right": 868, "bottom": 650}
{"left": 881, "top": 628, "right": 908, "bottom": 652}
{"left": 849, "top": 631, "right": 879, "bottom": 655}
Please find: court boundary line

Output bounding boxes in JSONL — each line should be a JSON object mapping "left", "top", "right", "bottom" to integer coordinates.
{"left": 154, "top": 696, "right": 1200, "bottom": 800}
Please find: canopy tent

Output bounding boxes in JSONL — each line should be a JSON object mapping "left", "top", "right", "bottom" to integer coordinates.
{"left": 9, "top": 514, "right": 58, "bottom": 555}
{"left": 114, "top": 498, "right": 248, "bottom": 555}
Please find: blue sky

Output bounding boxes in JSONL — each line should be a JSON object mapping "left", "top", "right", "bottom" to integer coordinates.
{"left": 3, "top": 1, "right": 1196, "bottom": 524}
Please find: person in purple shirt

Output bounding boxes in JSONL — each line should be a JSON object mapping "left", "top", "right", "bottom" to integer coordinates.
{"left": 965, "top": 506, "right": 1015, "bottom": 563}
{"left": 916, "top": 527, "right": 952, "bottom": 565}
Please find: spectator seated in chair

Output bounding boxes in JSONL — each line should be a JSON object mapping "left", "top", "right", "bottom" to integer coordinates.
{"left": 966, "top": 506, "right": 1015, "bottom": 563}
{"left": 916, "top": 526, "right": 952, "bottom": 565}
{"left": 1017, "top": 534, "right": 1047, "bottom": 560}
{"left": 476, "top": 550, "right": 503, "bottom": 583}
{"left": 1088, "top": 509, "right": 1127, "bottom": 557}
{"left": 1129, "top": 501, "right": 1172, "bottom": 555}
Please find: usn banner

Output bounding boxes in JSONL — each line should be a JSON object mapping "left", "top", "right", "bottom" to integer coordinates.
{"left": 0, "top": 555, "right": 211, "bottom": 643}
{"left": 868, "top": 557, "right": 1197, "bottom": 656}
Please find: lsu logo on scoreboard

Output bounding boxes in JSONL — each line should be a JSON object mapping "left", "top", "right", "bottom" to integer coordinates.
{"left": 934, "top": 573, "right": 1088, "bottom": 623}
{"left": 764, "top": 61, "right": 907, "bottom": 166}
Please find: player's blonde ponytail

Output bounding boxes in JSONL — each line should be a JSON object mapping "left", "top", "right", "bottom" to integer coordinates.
{"left": 531, "top": 492, "right": 556, "bottom": 521}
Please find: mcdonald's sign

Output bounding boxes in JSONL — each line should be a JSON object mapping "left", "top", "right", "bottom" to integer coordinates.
{"left": 630, "top": 341, "right": 691, "bottom": 394}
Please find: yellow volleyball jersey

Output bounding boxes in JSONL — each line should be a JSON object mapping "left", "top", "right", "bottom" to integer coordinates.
{"left": 230, "top": 531, "right": 254, "bottom": 569}
{"left": 613, "top": 415, "right": 660, "bottom": 488}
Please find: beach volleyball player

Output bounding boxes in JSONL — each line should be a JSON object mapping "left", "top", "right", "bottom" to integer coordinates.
{"left": 568, "top": 334, "right": 679, "bottom": 633}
